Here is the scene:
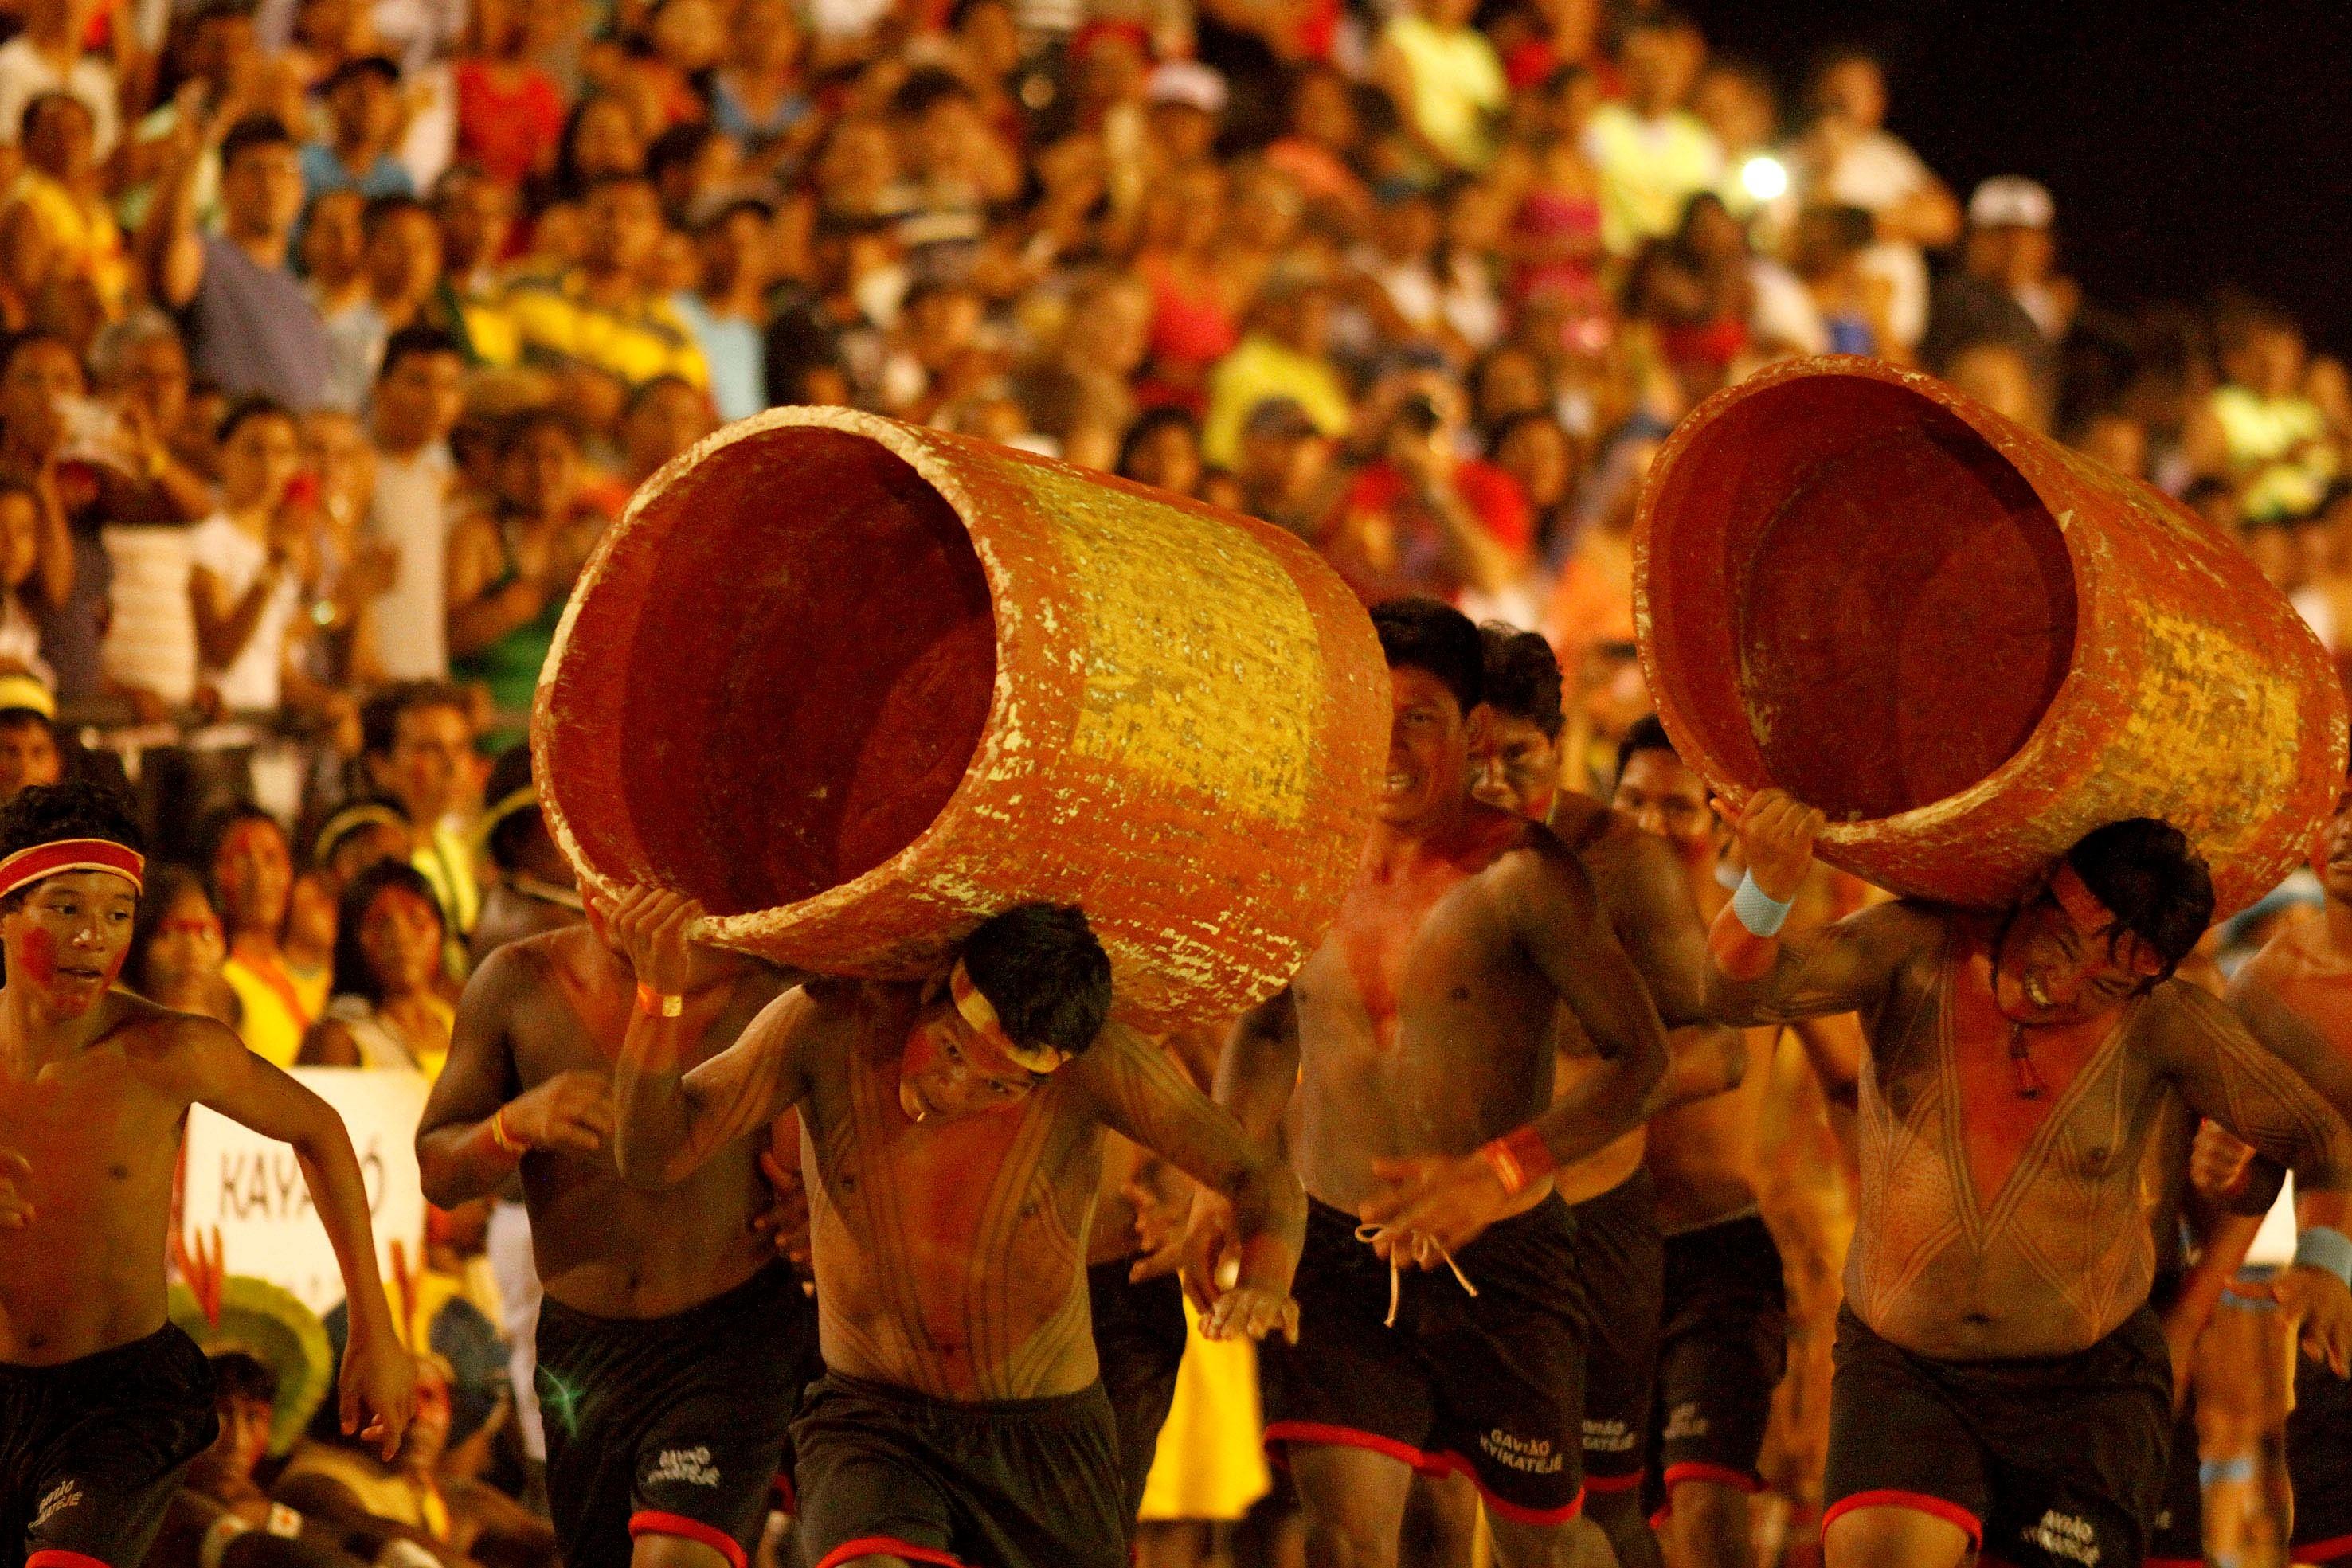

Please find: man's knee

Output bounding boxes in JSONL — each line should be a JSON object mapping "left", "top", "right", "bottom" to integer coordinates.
{"left": 628, "top": 1527, "right": 737, "bottom": 1568}
{"left": 1822, "top": 1503, "right": 1973, "bottom": 1568}
{"left": 1488, "top": 1513, "right": 1619, "bottom": 1568}
{"left": 1290, "top": 1445, "right": 1413, "bottom": 1568}
{"left": 1584, "top": 1486, "right": 1661, "bottom": 1568}
{"left": 1665, "top": 1480, "right": 1755, "bottom": 1568}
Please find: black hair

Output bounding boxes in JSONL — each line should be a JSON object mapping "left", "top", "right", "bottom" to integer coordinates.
{"left": 127, "top": 862, "right": 216, "bottom": 999}
{"left": 330, "top": 858, "right": 446, "bottom": 1006}
{"left": 960, "top": 902, "right": 1112, "bottom": 1061}
{"left": 218, "top": 113, "right": 295, "bottom": 170}
{"left": 481, "top": 745, "right": 540, "bottom": 871}
{"left": 209, "top": 1349, "right": 279, "bottom": 1405}
{"left": 1478, "top": 623, "right": 1563, "bottom": 738}
{"left": 2061, "top": 818, "right": 2213, "bottom": 977}
{"left": 1615, "top": 713, "right": 1677, "bottom": 779}
{"left": 215, "top": 393, "right": 292, "bottom": 445}
{"left": 624, "top": 373, "right": 701, "bottom": 422}
{"left": 322, "top": 53, "right": 400, "bottom": 95}
{"left": 495, "top": 405, "right": 581, "bottom": 460}
{"left": 360, "top": 191, "right": 431, "bottom": 237}
{"left": 378, "top": 324, "right": 463, "bottom": 382}
{"left": 307, "top": 794, "right": 410, "bottom": 870}
{"left": 20, "top": 90, "right": 92, "bottom": 143}
{"left": 1115, "top": 407, "right": 1200, "bottom": 482}
{"left": 1372, "top": 596, "right": 1483, "bottom": 716}
{"left": 360, "top": 682, "right": 472, "bottom": 759}
{"left": 0, "top": 707, "right": 53, "bottom": 735}
{"left": 892, "top": 65, "right": 976, "bottom": 119}
{"left": 0, "top": 778, "right": 143, "bottom": 867}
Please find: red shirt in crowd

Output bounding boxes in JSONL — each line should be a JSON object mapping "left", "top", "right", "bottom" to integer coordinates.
{"left": 1329, "top": 456, "right": 1531, "bottom": 605}
{"left": 455, "top": 61, "right": 568, "bottom": 187}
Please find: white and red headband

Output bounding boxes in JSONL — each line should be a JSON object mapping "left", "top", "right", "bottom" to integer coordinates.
{"left": 0, "top": 839, "right": 146, "bottom": 904}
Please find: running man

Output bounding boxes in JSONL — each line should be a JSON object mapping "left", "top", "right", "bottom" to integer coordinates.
{"left": 1203, "top": 597, "right": 1669, "bottom": 1568}
{"left": 1474, "top": 635, "right": 1740, "bottom": 1568}
{"left": 0, "top": 780, "right": 413, "bottom": 1566}
{"left": 1712, "top": 788, "right": 2352, "bottom": 1568}
{"left": 607, "top": 894, "right": 1305, "bottom": 1568}
{"left": 2165, "top": 779, "right": 2352, "bottom": 1567}
{"left": 415, "top": 901, "right": 815, "bottom": 1568}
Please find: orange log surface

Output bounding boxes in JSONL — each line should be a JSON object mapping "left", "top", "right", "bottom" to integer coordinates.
{"left": 1636, "top": 356, "right": 2347, "bottom": 919}
{"left": 533, "top": 407, "right": 1390, "bottom": 1029}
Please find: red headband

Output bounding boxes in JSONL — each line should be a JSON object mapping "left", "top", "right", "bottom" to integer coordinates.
{"left": 0, "top": 839, "right": 146, "bottom": 903}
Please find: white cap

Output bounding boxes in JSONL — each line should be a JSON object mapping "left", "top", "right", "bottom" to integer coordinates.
{"left": 1968, "top": 175, "right": 2054, "bottom": 231}
{"left": 1147, "top": 59, "right": 1228, "bottom": 115}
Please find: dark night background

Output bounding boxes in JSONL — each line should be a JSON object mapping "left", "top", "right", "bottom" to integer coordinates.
{"left": 1681, "top": 0, "right": 2352, "bottom": 358}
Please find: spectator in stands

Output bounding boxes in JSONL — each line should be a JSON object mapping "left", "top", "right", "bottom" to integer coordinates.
{"left": 605, "top": 373, "right": 714, "bottom": 502}
{"left": 2186, "top": 296, "right": 2342, "bottom": 522}
{"left": 446, "top": 409, "right": 599, "bottom": 745}
{"left": 1233, "top": 395, "right": 1344, "bottom": 542}
{"left": 309, "top": 795, "right": 413, "bottom": 892}
{"left": 0, "top": 0, "right": 122, "bottom": 166}
{"left": 1327, "top": 377, "right": 1528, "bottom": 608}
{"left": 673, "top": 196, "right": 773, "bottom": 423}
{"left": 1203, "top": 271, "right": 1351, "bottom": 467}
{"left": 303, "top": 55, "right": 416, "bottom": 203}
{"left": 299, "top": 858, "right": 452, "bottom": 1074}
{"left": 128, "top": 861, "right": 241, "bottom": 1027}
{"left": 452, "top": 0, "right": 565, "bottom": 189}
{"left": 1584, "top": 12, "right": 1719, "bottom": 257}
{"left": 2, "top": 92, "right": 131, "bottom": 334}
{"left": 505, "top": 172, "right": 710, "bottom": 393}
{"left": 1797, "top": 46, "right": 1958, "bottom": 350}
{"left": 1, "top": 332, "right": 107, "bottom": 704}
{"left": 1921, "top": 176, "right": 2072, "bottom": 411}
{"left": 1369, "top": 0, "right": 1506, "bottom": 174}
{"left": 147, "top": 114, "right": 335, "bottom": 410}
{"left": 361, "top": 678, "right": 482, "bottom": 963}
{"left": 207, "top": 802, "right": 319, "bottom": 1065}
{"left": 366, "top": 325, "right": 467, "bottom": 679}
{"left": 188, "top": 397, "right": 312, "bottom": 717}
{"left": 0, "top": 675, "right": 61, "bottom": 801}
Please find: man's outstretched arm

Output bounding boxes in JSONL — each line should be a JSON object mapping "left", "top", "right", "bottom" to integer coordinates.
{"left": 607, "top": 887, "right": 816, "bottom": 1190}
{"left": 1077, "top": 1023, "right": 1305, "bottom": 1343}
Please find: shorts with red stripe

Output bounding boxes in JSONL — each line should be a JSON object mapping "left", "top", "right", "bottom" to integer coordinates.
{"left": 1571, "top": 1169, "right": 1661, "bottom": 1496}
{"left": 537, "top": 1261, "right": 821, "bottom": 1568}
{"left": 0, "top": 1324, "right": 218, "bottom": 1568}
{"left": 790, "top": 1371, "right": 1125, "bottom": 1568}
{"left": 1823, "top": 1304, "right": 2171, "bottom": 1568}
{"left": 1260, "top": 1195, "right": 1589, "bottom": 1527}
{"left": 1644, "top": 1208, "right": 1787, "bottom": 1515}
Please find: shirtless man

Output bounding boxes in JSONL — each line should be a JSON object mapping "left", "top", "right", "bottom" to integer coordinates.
{"left": 606, "top": 895, "right": 1305, "bottom": 1568}
{"left": 1470, "top": 633, "right": 1739, "bottom": 1568}
{"left": 0, "top": 780, "right": 412, "bottom": 1566}
{"left": 1202, "top": 598, "right": 1669, "bottom": 1568}
{"left": 1712, "top": 788, "right": 2352, "bottom": 1568}
{"left": 2167, "top": 782, "right": 2352, "bottom": 1567}
{"left": 1612, "top": 718, "right": 1880, "bottom": 1567}
{"left": 415, "top": 903, "right": 814, "bottom": 1568}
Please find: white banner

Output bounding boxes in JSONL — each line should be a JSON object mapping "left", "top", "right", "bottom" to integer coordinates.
{"left": 180, "top": 1068, "right": 431, "bottom": 1316}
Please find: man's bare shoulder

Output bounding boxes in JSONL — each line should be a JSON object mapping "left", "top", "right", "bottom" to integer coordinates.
{"left": 1545, "top": 793, "right": 1638, "bottom": 858}
{"left": 2131, "top": 974, "right": 2251, "bottom": 1051}
{"left": 108, "top": 991, "right": 241, "bottom": 1068}
{"left": 2236, "top": 916, "right": 2344, "bottom": 994}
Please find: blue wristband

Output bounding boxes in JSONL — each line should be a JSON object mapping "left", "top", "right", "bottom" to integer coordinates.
{"left": 2295, "top": 1225, "right": 2352, "bottom": 1288}
{"left": 1732, "top": 870, "right": 1793, "bottom": 938}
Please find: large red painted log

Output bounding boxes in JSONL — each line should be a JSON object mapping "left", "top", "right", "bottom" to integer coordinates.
{"left": 532, "top": 407, "right": 1389, "bottom": 1030}
{"left": 1634, "top": 356, "right": 2347, "bottom": 919}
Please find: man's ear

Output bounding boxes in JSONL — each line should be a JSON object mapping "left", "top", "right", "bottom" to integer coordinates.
{"left": 1462, "top": 702, "right": 1496, "bottom": 753}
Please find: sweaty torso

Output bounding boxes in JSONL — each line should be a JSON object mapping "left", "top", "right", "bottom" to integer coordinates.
{"left": 1849, "top": 912, "right": 2175, "bottom": 1359}
{"left": 0, "top": 998, "right": 198, "bottom": 1363}
{"left": 502, "top": 930, "right": 779, "bottom": 1319}
{"left": 1289, "top": 807, "right": 1563, "bottom": 1212}
{"left": 800, "top": 983, "right": 1106, "bottom": 1402}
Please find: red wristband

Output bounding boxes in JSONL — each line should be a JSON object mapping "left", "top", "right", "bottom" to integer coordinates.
{"left": 636, "top": 982, "right": 683, "bottom": 1018}
{"left": 1477, "top": 1125, "right": 1557, "bottom": 1196}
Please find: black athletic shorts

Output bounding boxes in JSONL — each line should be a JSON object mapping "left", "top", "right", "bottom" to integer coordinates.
{"left": 1087, "top": 1258, "right": 1187, "bottom": 1533}
{"left": 0, "top": 1322, "right": 219, "bottom": 1568}
{"left": 1823, "top": 1304, "right": 2172, "bottom": 1568}
{"left": 1260, "top": 1195, "right": 1590, "bottom": 1527}
{"left": 537, "top": 1261, "right": 821, "bottom": 1568}
{"left": 1649, "top": 1210, "right": 1787, "bottom": 1502}
{"left": 2144, "top": 1392, "right": 2201, "bottom": 1568}
{"left": 790, "top": 1370, "right": 1127, "bottom": 1568}
{"left": 1570, "top": 1169, "right": 1661, "bottom": 1498}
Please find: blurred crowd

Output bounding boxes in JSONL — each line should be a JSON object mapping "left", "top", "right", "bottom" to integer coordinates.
{"left": 0, "top": 0, "right": 2330, "bottom": 1558}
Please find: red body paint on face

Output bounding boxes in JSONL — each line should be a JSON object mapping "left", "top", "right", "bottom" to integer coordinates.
{"left": 16, "top": 925, "right": 57, "bottom": 986}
